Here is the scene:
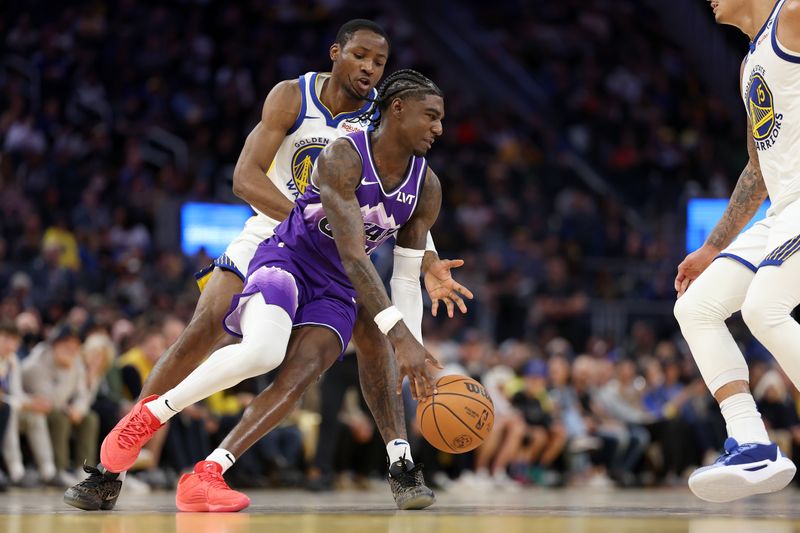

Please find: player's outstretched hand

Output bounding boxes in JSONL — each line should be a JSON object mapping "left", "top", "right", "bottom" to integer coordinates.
{"left": 395, "top": 339, "right": 443, "bottom": 400}
{"left": 674, "top": 244, "right": 719, "bottom": 297}
{"left": 424, "top": 258, "right": 474, "bottom": 318}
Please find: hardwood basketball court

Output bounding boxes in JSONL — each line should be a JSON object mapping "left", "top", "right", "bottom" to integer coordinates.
{"left": 2, "top": 485, "right": 798, "bottom": 533}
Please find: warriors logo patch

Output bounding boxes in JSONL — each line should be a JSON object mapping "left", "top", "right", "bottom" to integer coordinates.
{"left": 291, "top": 144, "right": 325, "bottom": 195}
{"left": 747, "top": 73, "right": 776, "bottom": 141}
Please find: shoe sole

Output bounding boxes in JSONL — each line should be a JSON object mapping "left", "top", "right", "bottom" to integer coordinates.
{"left": 689, "top": 457, "right": 796, "bottom": 502}
{"left": 63, "top": 491, "right": 119, "bottom": 511}
{"left": 396, "top": 492, "right": 436, "bottom": 510}
{"left": 176, "top": 498, "right": 250, "bottom": 512}
{"left": 63, "top": 491, "right": 100, "bottom": 511}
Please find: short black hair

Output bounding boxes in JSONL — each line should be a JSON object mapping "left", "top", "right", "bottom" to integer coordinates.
{"left": 369, "top": 69, "right": 443, "bottom": 127}
{"left": 0, "top": 321, "right": 18, "bottom": 337}
{"left": 335, "top": 19, "right": 390, "bottom": 49}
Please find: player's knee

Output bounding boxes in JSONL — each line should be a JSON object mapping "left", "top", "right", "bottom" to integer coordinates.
{"left": 741, "top": 292, "right": 787, "bottom": 339}
{"left": 673, "top": 287, "right": 728, "bottom": 326}
{"left": 238, "top": 337, "right": 286, "bottom": 377}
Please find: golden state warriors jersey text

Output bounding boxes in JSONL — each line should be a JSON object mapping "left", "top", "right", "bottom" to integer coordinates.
{"left": 741, "top": 0, "right": 800, "bottom": 214}
{"left": 253, "top": 73, "right": 377, "bottom": 224}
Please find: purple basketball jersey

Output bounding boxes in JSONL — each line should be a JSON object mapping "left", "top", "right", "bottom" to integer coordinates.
{"left": 223, "top": 130, "right": 427, "bottom": 353}
{"left": 261, "top": 130, "right": 428, "bottom": 287}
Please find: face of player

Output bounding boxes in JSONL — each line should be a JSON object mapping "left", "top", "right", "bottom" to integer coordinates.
{"left": 330, "top": 30, "right": 389, "bottom": 99}
{"left": 395, "top": 94, "right": 444, "bottom": 157}
{"left": 708, "top": 0, "right": 747, "bottom": 26}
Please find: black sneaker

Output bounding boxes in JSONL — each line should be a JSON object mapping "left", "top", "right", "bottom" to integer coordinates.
{"left": 388, "top": 458, "right": 435, "bottom": 510}
{"left": 63, "top": 464, "right": 123, "bottom": 511}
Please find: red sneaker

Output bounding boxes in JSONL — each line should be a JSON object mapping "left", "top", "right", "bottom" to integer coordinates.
{"left": 176, "top": 461, "right": 250, "bottom": 512}
{"left": 100, "top": 394, "right": 163, "bottom": 472}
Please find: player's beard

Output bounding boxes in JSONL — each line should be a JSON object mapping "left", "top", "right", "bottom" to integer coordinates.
{"left": 343, "top": 75, "right": 370, "bottom": 101}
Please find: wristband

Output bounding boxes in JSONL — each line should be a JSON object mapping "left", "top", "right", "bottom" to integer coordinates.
{"left": 425, "top": 232, "right": 437, "bottom": 253}
{"left": 374, "top": 305, "right": 404, "bottom": 335}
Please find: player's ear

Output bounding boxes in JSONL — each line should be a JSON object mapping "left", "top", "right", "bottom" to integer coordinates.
{"left": 391, "top": 97, "right": 403, "bottom": 118}
{"left": 330, "top": 43, "right": 340, "bottom": 62}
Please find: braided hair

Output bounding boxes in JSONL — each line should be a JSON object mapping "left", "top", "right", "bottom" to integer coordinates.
{"left": 356, "top": 69, "right": 443, "bottom": 127}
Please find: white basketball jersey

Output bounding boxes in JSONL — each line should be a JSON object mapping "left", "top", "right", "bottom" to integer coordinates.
{"left": 741, "top": 0, "right": 800, "bottom": 214}
{"left": 252, "top": 72, "right": 377, "bottom": 224}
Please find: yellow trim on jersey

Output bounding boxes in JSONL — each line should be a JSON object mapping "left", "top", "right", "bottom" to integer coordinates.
{"left": 196, "top": 270, "right": 212, "bottom": 292}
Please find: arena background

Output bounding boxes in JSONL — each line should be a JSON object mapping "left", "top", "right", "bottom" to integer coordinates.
{"left": 0, "top": 1, "right": 796, "bottom": 532}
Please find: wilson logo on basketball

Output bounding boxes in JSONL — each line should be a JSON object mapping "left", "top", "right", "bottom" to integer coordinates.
{"left": 475, "top": 409, "right": 489, "bottom": 430}
{"left": 452, "top": 435, "right": 473, "bottom": 450}
{"left": 464, "top": 382, "right": 492, "bottom": 403}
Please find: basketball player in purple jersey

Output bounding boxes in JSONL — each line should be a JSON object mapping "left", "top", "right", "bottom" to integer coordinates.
{"left": 97, "top": 69, "right": 448, "bottom": 512}
{"left": 65, "top": 21, "right": 471, "bottom": 511}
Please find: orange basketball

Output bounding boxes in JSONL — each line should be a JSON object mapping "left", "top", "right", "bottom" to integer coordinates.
{"left": 416, "top": 374, "right": 494, "bottom": 453}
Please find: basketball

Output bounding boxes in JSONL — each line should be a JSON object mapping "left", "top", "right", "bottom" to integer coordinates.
{"left": 416, "top": 374, "right": 494, "bottom": 453}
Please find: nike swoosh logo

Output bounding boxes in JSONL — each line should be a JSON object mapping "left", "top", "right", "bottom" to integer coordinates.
{"left": 225, "top": 453, "right": 234, "bottom": 465}
{"left": 393, "top": 440, "right": 406, "bottom": 446}
{"left": 164, "top": 399, "right": 177, "bottom": 412}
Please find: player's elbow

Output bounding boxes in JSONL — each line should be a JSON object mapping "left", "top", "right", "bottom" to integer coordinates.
{"left": 231, "top": 171, "right": 248, "bottom": 199}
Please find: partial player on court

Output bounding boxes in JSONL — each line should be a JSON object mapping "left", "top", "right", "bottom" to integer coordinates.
{"left": 673, "top": 0, "right": 800, "bottom": 503}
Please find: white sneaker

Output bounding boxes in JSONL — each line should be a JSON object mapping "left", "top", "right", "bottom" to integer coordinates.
{"left": 688, "top": 438, "right": 796, "bottom": 503}
{"left": 491, "top": 471, "right": 521, "bottom": 492}
{"left": 121, "top": 473, "right": 151, "bottom": 495}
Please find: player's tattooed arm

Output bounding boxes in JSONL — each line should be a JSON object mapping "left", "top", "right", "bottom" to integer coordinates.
{"left": 232, "top": 80, "right": 298, "bottom": 221}
{"left": 705, "top": 116, "right": 768, "bottom": 251}
{"left": 319, "top": 146, "right": 440, "bottom": 398}
{"left": 317, "top": 139, "right": 397, "bottom": 320}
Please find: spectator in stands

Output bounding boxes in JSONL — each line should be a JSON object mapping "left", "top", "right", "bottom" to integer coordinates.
{"left": 22, "top": 324, "right": 98, "bottom": 485}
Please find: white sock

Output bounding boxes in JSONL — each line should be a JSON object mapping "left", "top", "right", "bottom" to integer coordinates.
{"left": 387, "top": 439, "right": 413, "bottom": 465}
{"left": 145, "top": 396, "right": 180, "bottom": 424}
{"left": 719, "top": 393, "right": 770, "bottom": 444}
{"left": 206, "top": 448, "right": 236, "bottom": 474}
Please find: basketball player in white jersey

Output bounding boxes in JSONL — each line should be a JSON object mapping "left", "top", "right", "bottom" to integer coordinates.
{"left": 64, "top": 19, "right": 471, "bottom": 511}
{"left": 673, "top": 0, "right": 800, "bottom": 502}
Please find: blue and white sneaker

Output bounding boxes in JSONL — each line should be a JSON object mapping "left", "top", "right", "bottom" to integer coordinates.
{"left": 689, "top": 438, "right": 796, "bottom": 503}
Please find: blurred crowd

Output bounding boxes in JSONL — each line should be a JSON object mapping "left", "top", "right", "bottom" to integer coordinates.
{"left": 0, "top": 0, "right": 795, "bottom": 493}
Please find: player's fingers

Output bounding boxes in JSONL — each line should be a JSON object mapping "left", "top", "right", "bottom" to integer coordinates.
{"left": 452, "top": 281, "right": 474, "bottom": 300}
{"left": 431, "top": 298, "right": 439, "bottom": 317}
{"left": 678, "top": 278, "right": 690, "bottom": 298}
{"left": 426, "top": 352, "right": 443, "bottom": 370}
{"left": 445, "top": 297, "right": 455, "bottom": 318}
{"left": 396, "top": 374, "right": 404, "bottom": 396}
{"left": 412, "top": 376, "right": 424, "bottom": 401}
{"left": 444, "top": 259, "right": 465, "bottom": 269}
{"left": 450, "top": 292, "right": 467, "bottom": 313}
{"left": 419, "top": 371, "right": 434, "bottom": 399}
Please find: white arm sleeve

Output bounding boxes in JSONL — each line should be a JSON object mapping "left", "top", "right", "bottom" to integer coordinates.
{"left": 391, "top": 246, "right": 425, "bottom": 343}
{"left": 425, "top": 231, "right": 437, "bottom": 254}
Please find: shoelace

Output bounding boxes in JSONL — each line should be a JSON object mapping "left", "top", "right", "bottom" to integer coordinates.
{"left": 76, "top": 464, "right": 105, "bottom": 487}
{"left": 714, "top": 441, "right": 759, "bottom": 464}
{"left": 197, "top": 468, "right": 231, "bottom": 490}
{"left": 391, "top": 462, "right": 425, "bottom": 489}
{"left": 75, "top": 464, "right": 118, "bottom": 494}
{"left": 118, "top": 412, "right": 156, "bottom": 449}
